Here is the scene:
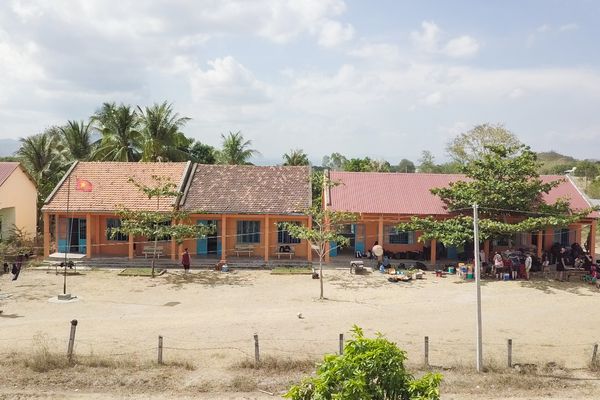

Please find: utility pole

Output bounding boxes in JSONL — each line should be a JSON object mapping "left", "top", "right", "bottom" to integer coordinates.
{"left": 473, "top": 203, "right": 483, "bottom": 372}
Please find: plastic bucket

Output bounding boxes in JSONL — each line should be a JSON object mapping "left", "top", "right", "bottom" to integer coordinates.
{"left": 467, "top": 273, "right": 474, "bottom": 279}
{"left": 503, "top": 273, "right": 511, "bottom": 281}
{"left": 448, "top": 267, "right": 455, "bottom": 274}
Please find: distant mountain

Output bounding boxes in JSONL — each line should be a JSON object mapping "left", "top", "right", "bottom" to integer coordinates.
{"left": 0, "top": 139, "right": 20, "bottom": 157}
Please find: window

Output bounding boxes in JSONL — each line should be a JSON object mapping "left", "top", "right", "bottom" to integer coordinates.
{"left": 554, "top": 228, "right": 570, "bottom": 247}
{"left": 386, "top": 226, "right": 415, "bottom": 244}
{"left": 237, "top": 221, "right": 261, "bottom": 243}
{"left": 106, "top": 218, "right": 128, "bottom": 241}
{"left": 277, "top": 222, "right": 301, "bottom": 244}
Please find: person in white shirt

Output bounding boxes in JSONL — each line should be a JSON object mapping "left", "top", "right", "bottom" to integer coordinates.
{"left": 524, "top": 253, "right": 532, "bottom": 280}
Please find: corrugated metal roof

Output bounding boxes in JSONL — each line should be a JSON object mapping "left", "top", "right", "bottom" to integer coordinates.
{"left": 329, "top": 171, "right": 597, "bottom": 217}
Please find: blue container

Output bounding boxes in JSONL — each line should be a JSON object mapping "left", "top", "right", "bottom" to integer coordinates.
{"left": 503, "top": 273, "right": 511, "bottom": 281}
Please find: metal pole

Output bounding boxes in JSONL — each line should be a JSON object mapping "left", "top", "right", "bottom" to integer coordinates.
{"left": 473, "top": 203, "right": 483, "bottom": 372}
{"left": 64, "top": 174, "right": 72, "bottom": 295}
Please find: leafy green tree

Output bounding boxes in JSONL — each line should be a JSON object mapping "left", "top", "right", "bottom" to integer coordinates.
{"left": 417, "top": 151, "right": 441, "bottom": 173}
{"left": 446, "top": 123, "right": 521, "bottom": 163}
{"left": 285, "top": 326, "right": 442, "bottom": 400}
{"left": 343, "top": 157, "right": 373, "bottom": 172}
{"left": 187, "top": 141, "right": 216, "bottom": 164}
{"left": 217, "top": 131, "right": 259, "bottom": 165}
{"left": 398, "top": 145, "right": 594, "bottom": 247}
{"left": 110, "top": 176, "right": 214, "bottom": 277}
{"left": 17, "top": 129, "right": 67, "bottom": 232}
{"left": 587, "top": 179, "right": 600, "bottom": 199}
{"left": 574, "top": 160, "right": 600, "bottom": 191}
{"left": 283, "top": 149, "right": 310, "bottom": 166}
{"left": 322, "top": 152, "right": 347, "bottom": 170}
{"left": 397, "top": 159, "right": 416, "bottom": 173}
{"left": 281, "top": 206, "right": 357, "bottom": 299}
{"left": 91, "top": 102, "right": 142, "bottom": 161}
{"left": 138, "top": 102, "right": 191, "bottom": 162}
{"left": 57, "top": 120, "right": 94, "bottom": 161}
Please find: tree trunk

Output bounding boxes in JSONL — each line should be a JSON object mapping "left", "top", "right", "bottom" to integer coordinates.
{"left": 319, "top": 259, "right": 324, "bottom": 300}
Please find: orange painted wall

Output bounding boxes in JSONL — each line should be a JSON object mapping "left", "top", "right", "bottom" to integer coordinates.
{"left": 361, "top": 220, "right": 424, "bottom": 253}
{"left": 184, "top": 214, "right": 310, "bottom": 260}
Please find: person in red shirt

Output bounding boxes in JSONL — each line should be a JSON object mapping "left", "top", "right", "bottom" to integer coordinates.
{"left": 181, "top": 248, "right": 191, "bottom": 273}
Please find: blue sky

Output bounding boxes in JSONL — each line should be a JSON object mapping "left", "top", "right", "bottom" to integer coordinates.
{"left": 0, "top": 0, "right": 598, "bottom": 164}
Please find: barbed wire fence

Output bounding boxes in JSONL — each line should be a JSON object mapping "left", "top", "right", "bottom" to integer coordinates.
{"left": 1, "top": 321, "right": 598, "bottom": 372}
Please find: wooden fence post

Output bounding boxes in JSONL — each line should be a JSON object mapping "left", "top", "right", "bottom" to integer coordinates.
{"left": 507, "top": 339, "right": 513, "bottom": 368}
{"left": 339, "top": 333, "right": 344, "bottom": 355}
{"left": 592, "top": 343, "right": 598, "bottom": 367}
{"left": 67, "top": 319, "right": 78, "bottom": 362}
{"left": 158, "top": 335, "right": 163, "bottom": 365}
{"left": 254, "top": 334, "right": 260, "bottom": 365}
{"left": 424, "top": 336, "right": 429, "bottom": 366}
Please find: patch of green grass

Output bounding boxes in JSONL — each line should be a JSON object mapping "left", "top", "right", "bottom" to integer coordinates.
{"left": 271, "top": 266, "right": 313, "bottom": 275}
{"left": 118, "top": 268, "right": 165, "bottom": 277}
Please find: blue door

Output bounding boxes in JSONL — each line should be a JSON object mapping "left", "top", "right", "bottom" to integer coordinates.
{"left": 329, "top": 241, "right": 338, "bottom": 256}
{"left": 197, "top": 220, "right": 220, "bottom": 256}
{"left": 353, "top": 224, "right": 365, "bottom": 253}
{"left": 59, "top": 218, "right": 86, "bottom": 253}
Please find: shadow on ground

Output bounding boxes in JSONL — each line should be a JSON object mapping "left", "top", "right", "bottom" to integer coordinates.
{"left": 519, "top": 278, "right": 597, "bottom": 295}
{"left": 162, "top": 271, "right": 251, "bottom": 289}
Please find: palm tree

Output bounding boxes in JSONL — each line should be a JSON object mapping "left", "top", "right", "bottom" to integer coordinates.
{"left": 57, "top": 120, "right": 94, "bottom": 161}
{"left": 91, "top": 102, "right": 142, "bottom": 161}
{"left": 217, "top": 131, "right": 259, "bottom": 165}
{"left": 17, "top": 129, "right": 67, "bottom": 232}
{"left": 283, "top": 149, "right": 309, "bottom": 166}
{"left": 137, "top": 102, "right": 191, "bottom": 162}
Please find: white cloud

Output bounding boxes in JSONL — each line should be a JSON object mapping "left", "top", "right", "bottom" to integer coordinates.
{"left": 420, "top": 91, "right": 443, "bottom": 106}
{"left": 559, "top": 23, "right": 579, "bottom": 32}
{"left": 412, "top": 21, "right": 480, "bottom": 58}
{"left": 317, "top": 19, "right": 354, "bottom": 47}
{"left": 443, "top": 35, "right": 479, "bottom": 58}
{"left": 411, "top": 21, "right": 441, "bottom": 53}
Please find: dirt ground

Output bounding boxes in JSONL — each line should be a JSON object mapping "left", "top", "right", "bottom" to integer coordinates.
{"left": 1, "top": 266, "right": 600, "bottom": 399}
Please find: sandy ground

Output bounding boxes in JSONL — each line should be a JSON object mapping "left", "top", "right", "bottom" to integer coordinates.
{"left": 1, "top": 267, "right": 600, "bottom": 399}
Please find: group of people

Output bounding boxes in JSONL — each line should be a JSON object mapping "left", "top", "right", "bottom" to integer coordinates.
{"left": 489, "top": 251, "right": 533, "bottom": 280}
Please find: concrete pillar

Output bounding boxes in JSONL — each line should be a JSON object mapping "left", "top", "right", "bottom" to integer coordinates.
{"left": 128, "top": 234, "right": 134, "bottom": 260}
{"left": 430, "top": 239, "right": 437, "bottom": 266}
{"left": 170, "top": 218, "right": 177, "bottom": 260}
{"left": 43, "top": 212, "right": 50, "bottom": 258}
{"left": 591, "top": 220, "right": 597, "bottom": 260}
{"left": 94, "top": 215, "right": 101, "bottom": 255}
{"left": 537, "top": 231, "right": 543, "bottom": 258}
{"left": 264, "top": 215, "right": 270, "bottom": 262}
{"left": 221, "top": 215, "right": 227, "bottom": 262}
{"left": 54, "top": 214, "right": 59, "bottom": 253}
{"left": 86, "top": 214, "right": 92, "bottom": 258}
{"left": 307, "top": 216, "right": 313, "bottom": 262}
{"left": 377, "top": 216, "right": 384, "bottom": 245}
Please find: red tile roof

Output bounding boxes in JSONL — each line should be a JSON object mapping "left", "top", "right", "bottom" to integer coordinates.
{"left": 43, "top": 161, "right": 190, "bottom": 212}
{"left": 0, "top": 162, "right": 19, "bottom": 187}
{"left": 181, "top": 164, "right": 311, "bottom": 215}
{"left": 328, "top": 171, "right": 596, "bottom": 217}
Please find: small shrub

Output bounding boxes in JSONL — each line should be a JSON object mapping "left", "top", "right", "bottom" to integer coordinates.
{"left": 285, "top": 326, "right": 442, "bottom": 400}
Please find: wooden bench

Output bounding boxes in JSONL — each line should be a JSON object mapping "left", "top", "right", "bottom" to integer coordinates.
{"left": 233, "top": 244, "right": 255, "bottom": 257}
{"left": 143, "top": 245, "right": 164, "bottom": 258}
{"left": 275, "top": 251, "right": 295, "bottom": 259}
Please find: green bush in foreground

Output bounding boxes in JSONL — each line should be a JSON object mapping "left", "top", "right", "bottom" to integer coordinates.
{"left": 285, "top": 326, "right": 442, "bottom": 400}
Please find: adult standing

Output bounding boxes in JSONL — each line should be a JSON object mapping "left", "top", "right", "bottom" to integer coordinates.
{"left": 556, "top": 248, "right": 567, "bottom": 282}
{"left": 524, "top": 253, "right": 532, "bottom": 280}
{"left": 493, "top": 251, "right": 503, "bottom": 279}
{"left": 181, "top": 248, "right": 191, "bottom": 273}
